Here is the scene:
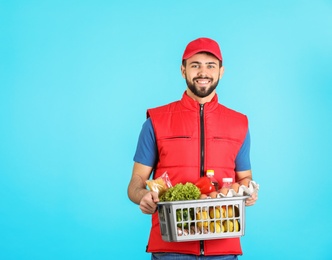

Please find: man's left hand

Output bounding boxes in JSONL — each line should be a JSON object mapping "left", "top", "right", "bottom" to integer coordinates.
{"left": 245, "top": 192, "right": 258, "bottom": 206}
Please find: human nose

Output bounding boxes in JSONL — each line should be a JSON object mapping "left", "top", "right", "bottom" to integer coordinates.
{"left": 197, "top": 67, "right": 207, "bottom": 77}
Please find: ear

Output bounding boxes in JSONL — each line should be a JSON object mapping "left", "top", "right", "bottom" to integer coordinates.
{"left": 181, "top": 65, "right": 186, "bottom": 79}
{"left": 219, "top": 66, "right": 225, "bottom": 79}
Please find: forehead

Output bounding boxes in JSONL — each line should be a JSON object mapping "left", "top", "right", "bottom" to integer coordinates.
{"left": 186, "top": 52, "right": 219, "bottom": 64}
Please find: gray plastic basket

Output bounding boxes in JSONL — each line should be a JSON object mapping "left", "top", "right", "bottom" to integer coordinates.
{"left": 157, "top": 196, "right": 248, "bottom": 242}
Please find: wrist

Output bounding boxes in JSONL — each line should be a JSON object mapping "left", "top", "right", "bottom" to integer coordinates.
{"left": 137, "top": 189, "right": 149, "bottom": 203}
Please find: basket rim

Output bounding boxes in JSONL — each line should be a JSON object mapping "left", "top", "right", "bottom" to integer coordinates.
{"left": 157, "top": 195, "right": 250, "bottom": 205}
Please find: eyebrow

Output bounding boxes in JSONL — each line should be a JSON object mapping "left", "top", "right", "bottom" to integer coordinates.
{"left": 189, "top": 61, "right": 218, "bottom": 65}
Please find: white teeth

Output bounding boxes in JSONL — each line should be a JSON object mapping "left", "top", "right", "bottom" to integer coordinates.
{"left": 197, "top": 80, "right": 209, "bottom": 84}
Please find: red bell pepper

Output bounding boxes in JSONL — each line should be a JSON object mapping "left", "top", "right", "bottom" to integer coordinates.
{"left": 195, "top": 177, "right": 216, "bottom": 195}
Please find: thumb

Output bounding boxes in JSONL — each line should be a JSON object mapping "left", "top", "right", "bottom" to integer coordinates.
{"left": 151, "top": 191, "right": 160, "bottom": 203}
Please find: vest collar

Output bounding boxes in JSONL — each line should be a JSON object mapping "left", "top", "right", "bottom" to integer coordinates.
{"left": 180, "top": 91, "right": 219, "bottom": 112}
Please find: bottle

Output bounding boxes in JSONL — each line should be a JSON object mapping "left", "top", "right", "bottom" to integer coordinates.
{"left": 221, "top": 178, "right": 233, "bottom": 189}
{"left": 219, "top": 177, "right": 233, "bottom": 196}
{"left": 206, "top": 169, "right": 219, "bottom": 191}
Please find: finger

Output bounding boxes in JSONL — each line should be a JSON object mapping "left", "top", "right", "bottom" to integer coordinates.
{"left": 151, "top": 192, "right": 160, "bottom": 203}
{"left": 140, "top": 204, "right": 154, "bottom": 214}
{"left": 140, "top": 201, "right": 157, "bottom": 214}
{"left": 245, "top": 198, "right": 254, "bottom": 206}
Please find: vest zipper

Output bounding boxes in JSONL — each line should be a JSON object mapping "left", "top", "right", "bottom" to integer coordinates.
{"left": 199, "top": 103, "right": 205, "bottom": 255}
{"left": 200, "top": 104, "right": 205, "bottom": 178}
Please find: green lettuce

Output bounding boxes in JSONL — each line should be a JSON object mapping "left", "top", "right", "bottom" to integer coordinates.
{"left": 159, "top": 182, "right": 201, "bottom": 202}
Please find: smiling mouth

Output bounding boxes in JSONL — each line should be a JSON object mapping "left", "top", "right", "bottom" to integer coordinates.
{"left": 194, "top": 77, "right": 212, "bottom": 85}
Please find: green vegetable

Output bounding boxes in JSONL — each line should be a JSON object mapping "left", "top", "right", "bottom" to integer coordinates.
{"left": 176, "top": 208, "right": 195, "bottom": 229}
{"left": 176, "top": 208, "right": 195, "bottom": 221}
{"left": 159, "top": 182, "right": 201, "bottom": 202}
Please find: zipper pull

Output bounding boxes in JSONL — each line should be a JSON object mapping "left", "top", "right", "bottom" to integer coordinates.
{"left": 200, "top": 240, "right": 204, "bottom": 255}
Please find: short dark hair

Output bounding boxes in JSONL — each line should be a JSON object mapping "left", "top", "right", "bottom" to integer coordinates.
{"left": 182, "top": 51, "right": 223, "bottom": 68}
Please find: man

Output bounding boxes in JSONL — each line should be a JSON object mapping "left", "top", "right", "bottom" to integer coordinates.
{"left": 127, "top": 37, "right": 258, "bottom": 259}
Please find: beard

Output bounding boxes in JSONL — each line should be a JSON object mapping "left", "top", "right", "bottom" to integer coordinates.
{"left": 185, "top": 76, "right": 219, "bottom": 98}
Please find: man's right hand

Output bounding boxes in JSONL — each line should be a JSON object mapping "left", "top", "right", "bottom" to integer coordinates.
{"left": 139, "top": 191, "right": 159, "bottom": 214}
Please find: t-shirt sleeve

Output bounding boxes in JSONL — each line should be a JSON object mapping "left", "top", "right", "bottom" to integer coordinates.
{"left": 235, "top": 129, "right": 251, "bottom": 171}
{"left": 133, "top": 118, "right": 158, "bottom": 167}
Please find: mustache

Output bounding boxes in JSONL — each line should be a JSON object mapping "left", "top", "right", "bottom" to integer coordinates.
{"left": 193, "top": 77, "right": 212, "bottom": 81}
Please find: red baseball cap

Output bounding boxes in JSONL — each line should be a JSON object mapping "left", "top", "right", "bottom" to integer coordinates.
{"left": 182, "top": 37, "right": 222, "bottom": 61}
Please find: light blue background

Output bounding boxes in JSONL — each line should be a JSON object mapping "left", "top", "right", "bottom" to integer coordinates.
{"left": 1, "top": 1, "right": 332, "bottom": 259}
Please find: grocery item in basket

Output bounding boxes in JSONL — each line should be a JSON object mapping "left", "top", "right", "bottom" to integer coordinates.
{"left": 208, "top": 191, "right": 218, "bottom": 198}
{"left": 195, "top": 176, "right": 216, "bottom": 195}
{"left": 230, "top": 183, "right": 240, "bottom": 193}
{"left": 238, "top": 178, "right": 251, "bottom": 187}
{"left": 223, "top": 219, "right": 240, "bottom": 232}
{"left": 159, "top": 182, "right": 201, "bottom": 202}
{"left": 146, "top": 171, "right": 172, "bottom": 196}
{"left": 218, "top": 178, "right": 233, "bottom": 197}
{"left": 217, "top": 180, "right": 259, "bottom": 198}
{"left": 206, "top": 169, "right": 219, "bottom": 190}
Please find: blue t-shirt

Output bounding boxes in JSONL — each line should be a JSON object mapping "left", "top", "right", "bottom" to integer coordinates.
{"left": 134, "top": 118, "right": 251, "bottom": 171}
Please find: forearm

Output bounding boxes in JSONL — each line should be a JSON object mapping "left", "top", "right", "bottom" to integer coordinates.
{"left": 128, "top": 174, "right": 149, "bottom": 205}
{"left": 235, "top": 170, "right": 253, "bottom": 186}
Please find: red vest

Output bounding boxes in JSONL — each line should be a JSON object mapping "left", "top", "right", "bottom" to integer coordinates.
{"left": 146, "top": 92, "right": 248, "bottom": 256}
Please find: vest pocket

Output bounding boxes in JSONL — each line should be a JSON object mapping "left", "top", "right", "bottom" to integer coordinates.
{"left": 212, "top": 136, "right": 241, "bottom": 144}
{"left": 157, "top": 136, "right": 197, "bottom": 167}
{"left": 161, "top": 136, "right": 191, "bottom": 140}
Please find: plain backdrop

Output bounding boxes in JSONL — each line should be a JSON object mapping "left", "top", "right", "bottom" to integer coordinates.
{"left": 1, "top": 0, "right": 332, "bottom": 259}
